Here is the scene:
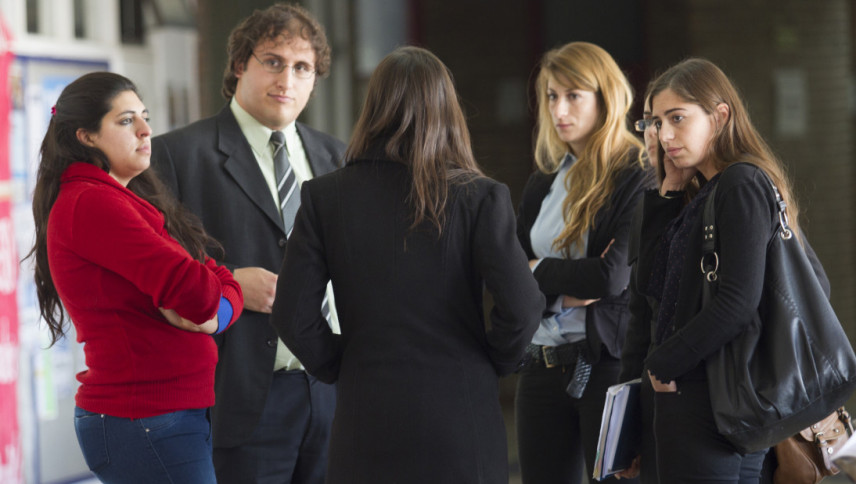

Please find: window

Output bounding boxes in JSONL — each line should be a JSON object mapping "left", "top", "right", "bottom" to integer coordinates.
{"left": 73, "top": 0, "right": 87, "bottom": 39}
{"left": 26, "top": 0, "right": 39, "bottom": 34}
{"left": 120, "top": 0, "right": 145, "bottom": 44}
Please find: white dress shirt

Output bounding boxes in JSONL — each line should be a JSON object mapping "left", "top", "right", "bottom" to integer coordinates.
{"left": 230, "top": 98, "right": 340, "bottom": 371}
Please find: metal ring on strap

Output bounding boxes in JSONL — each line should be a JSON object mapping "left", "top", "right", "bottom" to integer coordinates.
{"left": 700, "top": 252, "right": 719, "bottom": 282}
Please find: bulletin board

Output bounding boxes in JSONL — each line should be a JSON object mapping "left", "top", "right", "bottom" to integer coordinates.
{"left": 10, "top": 54, "right": 108, "bottom": 484}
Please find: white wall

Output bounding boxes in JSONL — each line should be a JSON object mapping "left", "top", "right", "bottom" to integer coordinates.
{"left": 1, "top": 1, "right": 198, "bottom": 482}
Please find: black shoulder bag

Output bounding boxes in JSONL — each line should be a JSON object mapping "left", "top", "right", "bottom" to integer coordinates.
{"left": 700, "top": 166, "right": 856, "bottom": 454}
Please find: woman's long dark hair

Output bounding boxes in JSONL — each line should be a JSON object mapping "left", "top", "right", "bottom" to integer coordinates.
{"left": 345, "top": 46, "right": 483, "bottom": 235}
{"left": 26, "top": 71, "right": 219, "bottom": 346}
{"left": 646, "top": 58, "right": 801, "bottom": 240}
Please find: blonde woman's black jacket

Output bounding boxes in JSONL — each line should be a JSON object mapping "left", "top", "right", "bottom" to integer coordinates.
{"left": 516, "top": 158, "right": 655, "bottom": 362}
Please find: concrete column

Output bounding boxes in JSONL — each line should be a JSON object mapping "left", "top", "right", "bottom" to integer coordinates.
{"left": 196, "top": 0, "right": 272, "bottom": 116}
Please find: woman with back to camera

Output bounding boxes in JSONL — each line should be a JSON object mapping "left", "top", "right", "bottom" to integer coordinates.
{"left": 28, "top": 72, "right": 243, "bottom": 483}
{"left": 625, "top": 58, "right": 831, "bottom": 482}
{"left": 269, "top": 46, "right": 545, "bottom": 483}
{"left": 514, "top": 41, "right": 654, "bottom": 483}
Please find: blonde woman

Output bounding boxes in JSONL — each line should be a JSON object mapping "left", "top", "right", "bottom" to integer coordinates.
{"left": 514, "top": 42, "right": 653, "bottom": 483}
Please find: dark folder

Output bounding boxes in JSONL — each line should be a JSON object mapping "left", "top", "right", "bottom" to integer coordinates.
{"left": 593, "top": 378, "right": 642, "bottom": 481}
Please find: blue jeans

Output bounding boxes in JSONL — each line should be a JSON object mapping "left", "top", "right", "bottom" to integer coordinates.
{"left": 74, "top": 406, "right": 215, "bottom": 483}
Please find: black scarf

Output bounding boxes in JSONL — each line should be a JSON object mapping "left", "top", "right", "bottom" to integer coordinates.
{"left": 647, "top": 174, "right": 720, "bottom": 344}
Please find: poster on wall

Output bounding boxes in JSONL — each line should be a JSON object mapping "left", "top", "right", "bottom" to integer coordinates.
{"left": 10, "top": 55, "right": 108, "bottom": 483}
{"left": 0, "top": 12, "right": 21, "bottom": 484}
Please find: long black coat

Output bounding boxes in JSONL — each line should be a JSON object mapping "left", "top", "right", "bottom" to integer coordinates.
{"left": 270, "top": 158, "right": 544, "bottom": 483}
{"left": 150, "top": 105, "right": 345, "bottom": 448}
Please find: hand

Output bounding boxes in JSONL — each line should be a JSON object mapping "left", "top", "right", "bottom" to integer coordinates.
{"left": 648, "top": 370, "right": 677, "bottom": 392}
{"left": 233, "top": 267, "right": 278, "bottom": 313}
{"left": 159, "top": 307, "right": 218, "bottom": 334}
{"left": 659, "top": 155, "right": 696, "bottom": 195}
{"left": 615, "top": 455, "right": 640, "bottom": 479}
{"left": 561, "top": 295, "right": 598, "bottom": 308}
{"left": 528, "top": 259, "right": 540, "bottom": 270}
{"left": 600, "top": 238, "right": 615, "bottom": 258}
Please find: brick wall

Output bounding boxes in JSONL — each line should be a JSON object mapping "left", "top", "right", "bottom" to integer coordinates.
{"left": 413, "top": 1, "right": 541, "bottom": 206}
{"left": 648, "top": 0, "right": 856, "bottom": 335}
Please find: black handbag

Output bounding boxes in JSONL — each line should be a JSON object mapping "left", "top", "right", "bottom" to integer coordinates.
{"left": 700, "top": 164, "right": 856, "bottom": 454}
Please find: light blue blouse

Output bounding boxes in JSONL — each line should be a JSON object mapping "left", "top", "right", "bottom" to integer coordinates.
{"left": 529, "top": 153, "right": 587, "bottom": 346}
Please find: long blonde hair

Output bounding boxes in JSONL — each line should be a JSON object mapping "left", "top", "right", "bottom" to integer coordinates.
{"left": 646, "top": 58, "right": 801, "bottom": 240}
{"left": 534, "top": 42, "right": 643, "bottom": 256}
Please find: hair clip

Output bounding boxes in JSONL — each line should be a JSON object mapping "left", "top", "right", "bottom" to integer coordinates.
{"left": 50, "top": 105, "right": 56, "bottom": 116}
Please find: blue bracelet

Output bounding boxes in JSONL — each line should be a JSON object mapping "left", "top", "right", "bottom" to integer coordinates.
{"left": 215, "top": 297, "right": 233, "bottom": 334}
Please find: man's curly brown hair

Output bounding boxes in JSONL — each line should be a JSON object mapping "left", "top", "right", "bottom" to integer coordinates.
{"left": 222, "top": 3, "right": 331, "bottom": 99}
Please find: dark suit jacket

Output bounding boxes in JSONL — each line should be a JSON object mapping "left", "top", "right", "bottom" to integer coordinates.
{"left": 149, "top": 105, "right": 345, "bottom": 448}
{"left": 516, "top": 159, "right": 654, "bottom": 361}
{"left": 270, "top": 158, "right": 544, "bottom": 483}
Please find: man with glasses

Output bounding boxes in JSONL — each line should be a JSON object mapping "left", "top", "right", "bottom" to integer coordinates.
{"left": 151, "top": 3, "right": 344, "bottom": 483}
{"left": 617, "top": 102, "right": 659, "bottom": 483}
{"left": 634, "top": 107, "right": 659, "bottom": 170}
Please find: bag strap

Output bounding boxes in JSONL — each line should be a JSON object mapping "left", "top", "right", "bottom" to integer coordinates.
{"left": 701, "top": 183, "right": 718, "bottom": 274}
{"left": 700, "top": 163, "right": 792, "bottom": 306}
{"left": 701, "top": 183, "right": 719, "bottom": 307}
{"left": 839, "top": 407, "right": 854, "bottom": 436}
{"left": 770, "top": 182, "right": 794, "bottom": 241}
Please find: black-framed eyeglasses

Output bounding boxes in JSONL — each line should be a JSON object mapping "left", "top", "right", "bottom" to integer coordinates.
{"left": 251, "top": 53, "right": 316, "bottom": 79}
{"left": 634, "top": 119, "right": 653, "bottom": 133}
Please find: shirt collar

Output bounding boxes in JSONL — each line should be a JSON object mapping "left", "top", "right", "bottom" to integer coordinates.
{"left": 62, "top": 162, "right": 160, "bottom": 216}
{"left": 230, "top": 97, "right": 297, "bottom": 155}
{"left": 62, "top": 161, "right": 118, "bottom": 185}
{"left": 560, "top": 152, "right": 576, "bottom": 170}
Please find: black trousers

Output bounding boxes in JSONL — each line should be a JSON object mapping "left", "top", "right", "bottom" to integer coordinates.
{"left": 652, "top": 367, "right": 767, "bottom": 484}
{"left": 213, "top": 370, "right": 336, "bottom": 484}
{"left": 515, "top": 353, "right": 636, "bottom": 484}
{"left": 638, "top": 373, "right": 658, "bottom": 484}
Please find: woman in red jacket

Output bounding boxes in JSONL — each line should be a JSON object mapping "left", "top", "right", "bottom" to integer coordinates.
{"left": 27, "top": 72, "right": 243, "bottom": 483}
